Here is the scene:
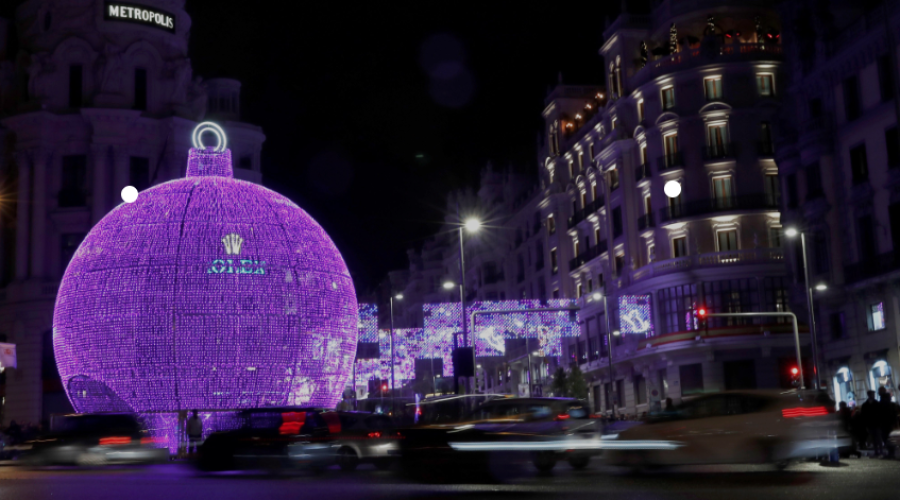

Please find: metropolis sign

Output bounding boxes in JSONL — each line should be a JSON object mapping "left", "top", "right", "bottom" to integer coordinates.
{"left": 104, "top": 2, "right": 176, "bottom": 33}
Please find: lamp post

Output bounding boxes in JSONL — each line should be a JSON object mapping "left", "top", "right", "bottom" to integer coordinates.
{"left": 457, "top": 217, "right": 481, "bottom": 394}
{"left": 592, "top": 291, "right": 618, "bottom": 417}
{"left": 389, "top": 293, "right": 403, "bottom": 414}
{"left": 785, "top": 227, "right": 821, "bottom": 390}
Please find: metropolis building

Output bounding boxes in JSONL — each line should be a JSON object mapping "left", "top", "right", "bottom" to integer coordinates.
{"left": 0, "top": 0, "right": 265, "bottom": 425}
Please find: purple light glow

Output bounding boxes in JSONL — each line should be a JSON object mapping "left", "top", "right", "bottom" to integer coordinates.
{"left": 618, "top": 295, "right": 653, "bottom": 336}
{"left": 53, "top": 141, "right": 358, "bottom": 414}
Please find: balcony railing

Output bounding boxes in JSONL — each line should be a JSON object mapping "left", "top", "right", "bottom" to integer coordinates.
{"left": 635, "top": 163, "right": 651, "bottom": 182}
{"left": 657, "top": 151, "right": 683, "bottom": 171}
{"left": 637, "top": 213, "right": 655, "bottom": 231}
{"left": 844, "top": 251, "right": 900, "bottom": 284}
{"left": 568, "top": 240, "right": 608, "bottom": 270}
{"left": 632, "top": 248, "right": 784, "bottom": 283}
{"left": 703, "top": 143, "right": 734, "bottom": 161}
{"left": 631, "top": 42, "right": 782, "bottom": 88}
{"left": 58, "top": 189, "right": 87, "bottom": 207}
{"left": 659, "top": 194, "right": 779, "bottom": 223}
{"left": 567, "top": 197, "right": 605, "bottom": 229}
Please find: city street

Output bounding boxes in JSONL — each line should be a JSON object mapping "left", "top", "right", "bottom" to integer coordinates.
{"left": 0, "top": 459, "right": 897, "bottom": 500}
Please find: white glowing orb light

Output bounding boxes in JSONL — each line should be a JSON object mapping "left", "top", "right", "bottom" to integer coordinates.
{"left": 121, "top": 185, "right": 139, "bottom": 203}
{"left": 664, "top": 180, "right": 682, "bottom": 199}
{"left": 464, "top": 218, "right": 482, "bottom": 232}
{"left": 191, "top": 121, "right": 227, "bottom": 152}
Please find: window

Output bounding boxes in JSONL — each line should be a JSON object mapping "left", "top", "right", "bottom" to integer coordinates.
{"left": 614, "top": 254, "right": 624, "bottom": 277}
{"left": 769, "top": 226, "right": 783, "bottom": 248}
{"left": 640, "top": 145, "right": 648, "bottom": 167}
{"left": 786, "top": 173, "right": 798, "bottom": 208}
{"left": 611, "top": 117, "right": 618, "bottom": 130}
{"left": 850, "top": 143, "right": 868, "bottom": 184}
{"left": 550, "top": 248, "right": 558, "bottom": 274}
{"left": 704, "top": 77, "right": 722, "bottom": 101}
{"left": 673, "top": 236, "right": 687, "bottom": 258}
{"left": 717, "top": 229, "right": 738, "bottom": 252}
{"left": 634, "top": 375, "right": 647, "bottom": 405}
{"left": 573, "top": 238, "right": 580, "bottom": 257}
{"left": 578, "top": 152, "right": 584, "bottom": 171}
{"left": 612, "top": 207, "right": 623, "bottom": 238}
{"left": 759, "top": 122, "right": 774, "bottom": 155}
{"left": 576, "top": 283, "right": 583, "bottom": 298}
{"left": 886, "top": 127, "right": 900, "bottom": 169}
{"left": 644, "top": 195, "right": 652, "bottom": 215}
{"left": 547, "top": 214, "right": 556, "bottom": 235}
{"left": 637, "top": 99, "right": 645, "bottom": 120}
{"left": 868, "top": 302, "right": 886, "bottom": 331}
{"left": 591, "top": 183, "right": 598, "bottom": 200}
{"left": 680, "top": 363, "right": 704, "bottom": 395}
{"left": 587, "top": 277, "right": 593, "bottom": 292}
{"left": 829, "top": 311, "right": 846, "bottom": 340}
{"left": 60, "top": 155, "right": 87, "bottom": 207}
{"left": 128, "top": 157, "right": 150, "bottom": 192}
{"left": 60, "top": 233, "right": 85, "bottom": 274}
{"left": 593, "top": 227, "right": 601, "bottom": 245}
{"left": 552, "top": 288, "right": 560, "bottom": 299}
{"left": 69, "top": 65, "right": 83, "bottom": 108}
{"left": 763, "top": 276, "right": 790, "bottom": 316}
{"left": 661, "top": 86, "right": 675, "bottom": 110}
{"left": 589, "top": 143, "right": 595, "bottom": 162}
{"left": 756, "top": 74, "right": 775, "bottom": 96}
{"left": 568, "top": 161, "right": 574, "bottom": 178}
{"left": 668, "top": 192, "right": 683, "bottom": 219}
{"left": 580, "top": 191, "right": 587, "bottom": 209}
{"left": 764, "top": 173, "right": 780, "bottom": 206}
{"left": 805, "top": 162, "right": 823, "bottom": 199}
{"left": 608, "top": 167, "right": 620, "bottom": 190}
{"left": 843, "top": 75, "right": 861, "bottom": 121}
{"left": 647, "top": 243, "right": 655, "bottom": 262}
{"left": 712, "top": 176, "right": 734, "bottom": 208}
{"left": 664, "top": 133, "right": 679, "bottom": 166}
{"left": 707, "top": 123, "right": 729, "bottom": 157}
{"left": 657, "top": 283, "right": 698, "bottom": 334}
{"left": 878, "top": 55, "right": 894, "bottom": 103}
{"left": 134, "top": 68, "right": 147, "bottom": 111}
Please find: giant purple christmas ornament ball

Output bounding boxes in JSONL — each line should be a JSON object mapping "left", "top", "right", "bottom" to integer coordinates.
{"left": 53, "top": 123, "right": 358, "bottom": 413}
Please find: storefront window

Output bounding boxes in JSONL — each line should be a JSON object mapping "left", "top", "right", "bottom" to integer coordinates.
{"left": 832, "top": 367, "right": 856, "bottom": 408}
{"left": 868, "top": 302, "right": 886, "bottom": 331}
{"left": 869, "top": 360, "right": 895, "bottom": 398}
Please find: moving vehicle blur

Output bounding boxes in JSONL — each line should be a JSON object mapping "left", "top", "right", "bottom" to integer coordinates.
{"left": 603, "top": 389, "right": 850, "bottom": 469}
{"left": 399, "top": 397, "right": 598, "bottom": 482}
{"left": 333, "top": 412, "right": 400, "bottom": 471}
{"left": 197, "top": 408, "right": 339, "bottom": 473}
{"left": 24, "top": 413, "right": 168, "bottom": 466}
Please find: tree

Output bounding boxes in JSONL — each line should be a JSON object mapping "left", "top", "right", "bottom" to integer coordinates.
{"left": 567, "top": 364, "right": 589, "bottom": 400}
{"left": 551, "top": 366, "right": 568, "bottom": 397}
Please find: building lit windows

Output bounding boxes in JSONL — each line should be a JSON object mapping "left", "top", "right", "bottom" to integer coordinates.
{"left": 850, "top": 143, "right": 869, "bottom": 184}
{"left": 868, "top": 302, "right": 886, "bottom": 331}
{"left": 673, "top": 236, "right": 687, "bottom": 258}
{"left": 587, "top": 277, "right": 593, "bottom": 292}
{"left": 704, "top": 76, "right": 723, "bottom": 101}
{"left": 608, "top": 167, "right": 620, "bottom": 191}
{"left": 769, "top": 226, "right": 783, "bottom": 248}
{"left": 547, "top": 214, "right": 556, "bottom": 235}
{"left": 611, "top": 117, "right": 618, "bottom": 130}
{"left": 648, "top": 243, "right": 655, "bottom": 262}
{"left": 707, "top": 123, "right": 730, "bottom": 158}
{"left": 664, "top": 133, "right": 679, "bottom": 167}
{"left": 580, "top": 191, "right": 587, "bottom": 209}
{"left": 640, "top": 145, "right": 648, "bottom": 167}
{"left": 578, "top": 152, "right": 584, "bottom": 171}
{"left": 644, "top": 195, "right": 652, "bottom": 216}
{"left": 573, "top": 237, "right": 580, "bottom": 257}
{"left": 764, "top": 173, "right": 780, "bottom": 206}
{"left": 576, "top": 283, "right": 583, "bottom": 298}
{"left": 717, "top": 229, "right": 738, "bottom": 252}
{"left": 568, "top": 160, "right": 574, "bottom": 178}
{"left": 550, "top": 247, "right": 558, "bottom": 274}
{"left": 594, "top": 227, "right": 601, "bottom": 245}
{"left": 661, "top": 86, "right": 675, "bottom": 110}
{"left": 756, "top": 73, "right": 775, "bottom": 96}
{"left": 637, "top": 98, "right": 645, "bottom": 121}
{"left": 668, "top": 191, "right": 683, "bottom": 219}
{"left": 591, "top": 183, "right": 598, "bottom": 200}
{"left": 712, "top": 176, "right": 734, "bottom": 209}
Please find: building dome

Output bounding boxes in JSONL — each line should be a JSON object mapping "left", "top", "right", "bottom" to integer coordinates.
{"left": 52, "top": 123, "right": 358, "bottom": 413}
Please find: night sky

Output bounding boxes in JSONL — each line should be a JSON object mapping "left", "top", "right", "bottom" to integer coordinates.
{"left": 6, "top": 1, "right": 648, "bottom": 291}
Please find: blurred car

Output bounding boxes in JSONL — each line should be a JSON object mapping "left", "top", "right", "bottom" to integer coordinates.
{"left": 333, "top": 412, "right": 400, "bottom": 471}
{"left": 603, "top": 389, "right": 851, "bottom": 470}
{"left": 399, "top": 397, "right": 599, "bottom": 481}
{"left": 197, "top": 407, "right": 339, "bottom": 473}
{"left": 24, "top": 413, "right": 168, "bottom": 466}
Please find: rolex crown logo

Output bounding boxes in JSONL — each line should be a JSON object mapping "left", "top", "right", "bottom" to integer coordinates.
{"left": 222, "top": 233, "right": 244, "bottom": 255}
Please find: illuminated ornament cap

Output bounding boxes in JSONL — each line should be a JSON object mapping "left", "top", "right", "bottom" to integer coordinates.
{"left": 53, "top": 121, "right": 358, "bottom": 414}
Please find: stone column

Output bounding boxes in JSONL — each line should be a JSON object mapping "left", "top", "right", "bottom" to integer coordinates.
{"left": 28, "top": 149, "right": 50, "bottom": 278}
{"left": 14, "top": 153, "right": 31, "bottom": 280}
{"left": 90, "top": 144, "right": 110, "bottom": 225}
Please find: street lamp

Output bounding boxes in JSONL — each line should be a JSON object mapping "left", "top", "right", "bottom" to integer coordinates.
{"left": 442, "top": 281, "right": 455, "bottom": 290}
{"left": 785, "top": 226, "right": 821, "bottom": 390}
{"left": 664, "top": 180, "right": 682, "bottom": 199}
{"left": 389, "top": 293, "right": 403, "bottom": 415}
{"left": 590, "top": 290, "right": 617, "bottom": 417}
{"left": 457, "top": 216, "right": 482, "bottom": 394}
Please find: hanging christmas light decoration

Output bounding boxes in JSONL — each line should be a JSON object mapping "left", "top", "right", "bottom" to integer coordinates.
{"left": 53, "top": 122, "right": 359, "bottom": 416}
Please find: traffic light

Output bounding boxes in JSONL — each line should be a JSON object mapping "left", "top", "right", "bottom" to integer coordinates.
{"left": 382, "top": 383, "right": 388, "bottom": 393}
{"left": 696, "top": 307, "right": 708, "bottom": 330}
{"left": 790, "top": 366, "right": 800, "bottom": 387}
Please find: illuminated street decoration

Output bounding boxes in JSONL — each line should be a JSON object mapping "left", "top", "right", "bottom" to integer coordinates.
{"left": 618, "top": 295, "right": 653, "bottom": 335}
{"left": 53, "top": 123, "right": 358, "bottom": 416}
{"left": 352, "top": 300, "right": 579, "bottom": 388}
